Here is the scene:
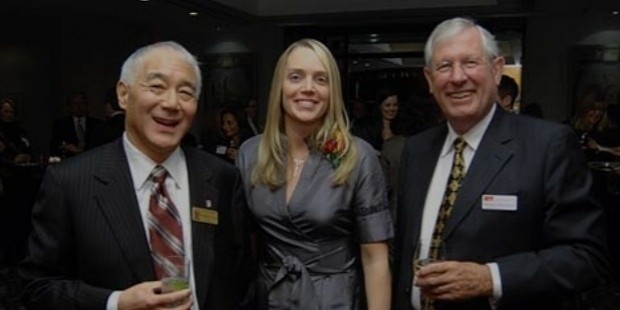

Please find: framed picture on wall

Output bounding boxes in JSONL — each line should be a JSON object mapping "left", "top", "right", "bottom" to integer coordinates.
{"left": 569, "top": 45, "right": 620, "bottom": 117}
{"left": 202, "top": 53, "right": 256, "bottom": 109}
{"left": 199, "top": 53, "right": 257, "bottom": 146}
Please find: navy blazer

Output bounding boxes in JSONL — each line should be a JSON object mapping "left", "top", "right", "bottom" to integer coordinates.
{"left": 20, "top": 139, "right": 252, "bottom": 309}
{"left": 393, "top": 107, "right": 608, "bottom": 310}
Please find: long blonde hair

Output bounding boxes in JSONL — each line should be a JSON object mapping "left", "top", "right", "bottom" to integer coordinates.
{"left": 251, "top": 38, "right": 357, "bottom": 190}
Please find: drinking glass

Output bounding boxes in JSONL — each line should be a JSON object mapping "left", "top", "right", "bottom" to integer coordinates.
{"left": 413, "top": 238, "right": 444, "bottom": 273}
{"left": 161, "top": 255, "right": 190, "bottom": 294}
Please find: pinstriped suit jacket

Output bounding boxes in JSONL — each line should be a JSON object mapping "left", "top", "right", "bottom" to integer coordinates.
{"left": 20, "top": 139, "right": 252, "bottom": 309}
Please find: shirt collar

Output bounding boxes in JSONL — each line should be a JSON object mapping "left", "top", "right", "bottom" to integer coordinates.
{"left": 123, "top": 132, "right": 185, "bottom": 191}
{"left": 440, "top": 103, "right": 497, "bottom": 158}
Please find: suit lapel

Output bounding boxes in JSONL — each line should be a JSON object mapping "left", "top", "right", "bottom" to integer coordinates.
{"left": 408, "top": 127, "right": 447, "bottom": 246}
{"left": 185, "top": 148, "right": 216, "bottom": 306}
{"left": 93, "top": 140, "right": 155, "bottom": 281}
{"left": 444, "top": 109, "right": 514, "bottom": 239}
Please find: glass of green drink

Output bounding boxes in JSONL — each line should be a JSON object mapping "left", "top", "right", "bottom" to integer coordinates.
{"left": 161, "top": 255, "right": 190, "bottom": 294}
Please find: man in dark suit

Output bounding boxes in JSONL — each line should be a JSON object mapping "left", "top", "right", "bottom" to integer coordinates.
{"left": 393, "top": 17, "right": 608, "bottom": 310}
{"left": 21, "top": 41, "right": 251, "bottom": 309}
{"left": 101, "top": 86, "right": 126, "bottom": 144}
{"left": 49, "top": 91, "right": 104, "bottom": 157}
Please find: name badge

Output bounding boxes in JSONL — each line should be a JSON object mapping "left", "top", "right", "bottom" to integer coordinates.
{"left": 215, "top": 145, "right": 227, "bottom": 155}
{"left": 192, "top": 207, "right": 218, "bottom": 225}
{"left": 481, "top": 194, "right": 518, "bottom": 211}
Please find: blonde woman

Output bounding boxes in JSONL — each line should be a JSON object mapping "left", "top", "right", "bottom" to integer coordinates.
{"left": 237, "top": 39, "right": 393, "bottom": 309}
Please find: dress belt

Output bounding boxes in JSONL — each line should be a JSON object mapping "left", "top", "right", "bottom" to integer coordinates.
{"left": 265, "top": 245, "right": 355, "bottom": 310}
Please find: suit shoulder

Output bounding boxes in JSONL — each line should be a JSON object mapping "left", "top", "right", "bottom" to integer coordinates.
{"left": 184, "top": 146, "right": 238, "bottom": 175}
{"left": 403, "top": 124, "right": 446, "bottom": 149}
{"left": 353, "top": 136, "right": 379, "bottom": 159}
{"left": 512, "top": 114, "right": 574, "bottom": 139}
{"left": 46, "top": 142, "right": 116, "bottom": 177}
{"left": 238, "top": 135, "right": 261, "bottom": 154}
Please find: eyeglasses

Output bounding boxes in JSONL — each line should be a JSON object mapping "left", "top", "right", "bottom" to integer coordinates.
{"left": 430, "top": 57, "right": 494, "bottom": 75}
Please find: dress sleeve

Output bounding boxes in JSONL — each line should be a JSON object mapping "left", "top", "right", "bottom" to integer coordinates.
{"left": 353, "top": 139, "right": 394, "bottom": 243}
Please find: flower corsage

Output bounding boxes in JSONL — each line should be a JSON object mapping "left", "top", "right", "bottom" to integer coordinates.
{"left": 321, "top": 131, "right": 345, "bottom": 169}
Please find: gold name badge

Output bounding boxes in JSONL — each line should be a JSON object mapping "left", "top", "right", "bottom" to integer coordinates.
{"left": 192, "top": 207, "right": 218, "bottom": 225}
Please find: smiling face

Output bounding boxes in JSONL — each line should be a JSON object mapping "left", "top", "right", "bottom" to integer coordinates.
{"left": 380, "top": 95, "right": 399, "bottom": 121}
{"left": 221, "top": 112, "right": 240, "bottom": 139}
{"left": 281, "top": 46, "right": 330, "bottom": 131}
{"left": 424, "top": 27, "right": 504, "bottom": 134}
{"left": 585, "top": 106, "right": 603, "bottom": 126}
{"left": 118, "top": 47, "right": 198, "bottom": 163}
{"left": 0, "top": 101, "right": 15, "bottom": 123}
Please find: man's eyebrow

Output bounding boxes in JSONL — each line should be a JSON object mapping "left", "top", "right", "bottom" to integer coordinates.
{"left": 144, "top": 72, "right": 196, "bottom": 91}
{"left": 145, "top": 72, "right": 166, "bottom": 81}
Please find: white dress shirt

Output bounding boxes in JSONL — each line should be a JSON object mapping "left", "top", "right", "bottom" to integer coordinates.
{"left": 107, "top": 133, "right": 198, "bottom": 310}
{"left": 74, "top": 116, "right": 86, "bottom": 147}
{"left": 412, "top": 104, "right": 502, "bottom": 309}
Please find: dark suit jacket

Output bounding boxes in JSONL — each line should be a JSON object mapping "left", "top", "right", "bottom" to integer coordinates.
{"left": 393, "top": 107, "right": 609, "bottom": 310}
{"left": 100, "top": 113, "right": 126, "bottom": 144}
{"left": 20, "top": 139, "right": 252, "bottom": 309}
{"left": 49, "top": 116, "right": 104, "bottom": 156}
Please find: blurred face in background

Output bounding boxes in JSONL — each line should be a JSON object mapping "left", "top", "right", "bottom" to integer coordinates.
{"left": 585, "top": 105, "right": 604, "bottom": 126}
{"left": 0, "top": 101, "right": 16, "bottom": 123}
{"left": 245, "top": 99, "right": 258, "bottom": 119}
{"left": 68, "top": 94, "right": 88, "bottom": 117}
{"left": 221, "top": 112, "right": 240, "bottom": 139}
{"left": 380, "top": 95, "right": 399, "bottom": 121}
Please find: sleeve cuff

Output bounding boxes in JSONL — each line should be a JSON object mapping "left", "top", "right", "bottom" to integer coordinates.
{"left": 487, "top": 262, "right": 502, "bottom": 309}
{"left": 106, "top": 291, "right": 121, "bottom": 310}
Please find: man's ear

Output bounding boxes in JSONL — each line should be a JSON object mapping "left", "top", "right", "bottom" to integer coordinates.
{"left": 423, "top": 67, "right": 434, "bottom": 94}
{"left": 117, "top": 82, "right": 129, "bottom": 110}
{"left": 493, "top": 56, "right": 506, "bottom": 85}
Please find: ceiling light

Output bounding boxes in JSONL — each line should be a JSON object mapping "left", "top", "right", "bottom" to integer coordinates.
{"left": 189, "top": 11, "right": 198, "bottom": 16}
{"left": 613, "top": 10, "right": 619, "bottom": 15}
{"left": 369, "top": 34, "right": 379, "bottom": 38}
{"left": 138, "top": 0, "right": 150, "bottom": 2}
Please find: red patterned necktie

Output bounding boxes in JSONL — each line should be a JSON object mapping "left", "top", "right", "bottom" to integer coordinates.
{"left": 148, "top": 165, "right": 185, "bottom": 278}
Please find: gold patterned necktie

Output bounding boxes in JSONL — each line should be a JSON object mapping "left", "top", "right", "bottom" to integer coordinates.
{"left": 148, "top": 165, "right": 185, "bottom": 278}
{"left": 422, "top": 137, "right": 467, "bottom": 310}
{"left": 430, "top": 137, "right": 467, "bottom": 258}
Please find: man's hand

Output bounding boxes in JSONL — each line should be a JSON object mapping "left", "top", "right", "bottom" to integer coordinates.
{"left": 118, "top": 281, "right": 192, "bottom": 310}
{"left": 415, "top": 261, "right": 493, "bottom": 301}
{"left": 62, "top": 143, "right": 83, "bottom": 154}
{"left": 13, "top": 153, "right": 31, "bottom": 164}
{"left": 226, "top": 147, "right": 238, "bottom": 161}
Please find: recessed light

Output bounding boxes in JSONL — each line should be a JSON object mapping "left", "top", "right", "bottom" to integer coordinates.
{"left": 613, "top": 10, "right": 619, "bottom": 15}
{"left": 189, "top": 11, "right": 198, "bottom": 16}
{"left": 138, "top": 0, "right": 150, "bottom": 2}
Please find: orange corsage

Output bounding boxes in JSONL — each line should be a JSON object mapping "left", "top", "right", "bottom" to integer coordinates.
{"left": 321, "top": 130, "right": 345, "bottom": 169}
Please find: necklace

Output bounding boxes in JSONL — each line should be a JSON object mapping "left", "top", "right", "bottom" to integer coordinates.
{"left": 292, "top": 158, "right": 306, "bottom": 177}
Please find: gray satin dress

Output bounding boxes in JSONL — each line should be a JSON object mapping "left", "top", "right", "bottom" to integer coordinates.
{"left": 237, "top": 135, "right": 393, "bottom": 310}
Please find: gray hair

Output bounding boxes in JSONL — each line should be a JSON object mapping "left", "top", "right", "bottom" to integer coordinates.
{"left": 424, "top": 17, "right": 499, "bottom": 66}
{"left": 119, "top": 41, "right": 202, "bottom": 98}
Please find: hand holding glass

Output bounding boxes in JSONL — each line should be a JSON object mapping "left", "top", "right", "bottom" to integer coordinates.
{"left": 161, "top": 255, "right": 190, "bottom": 294}
{"left": 414, "top": 238, "right": 445, "bottom": 273}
